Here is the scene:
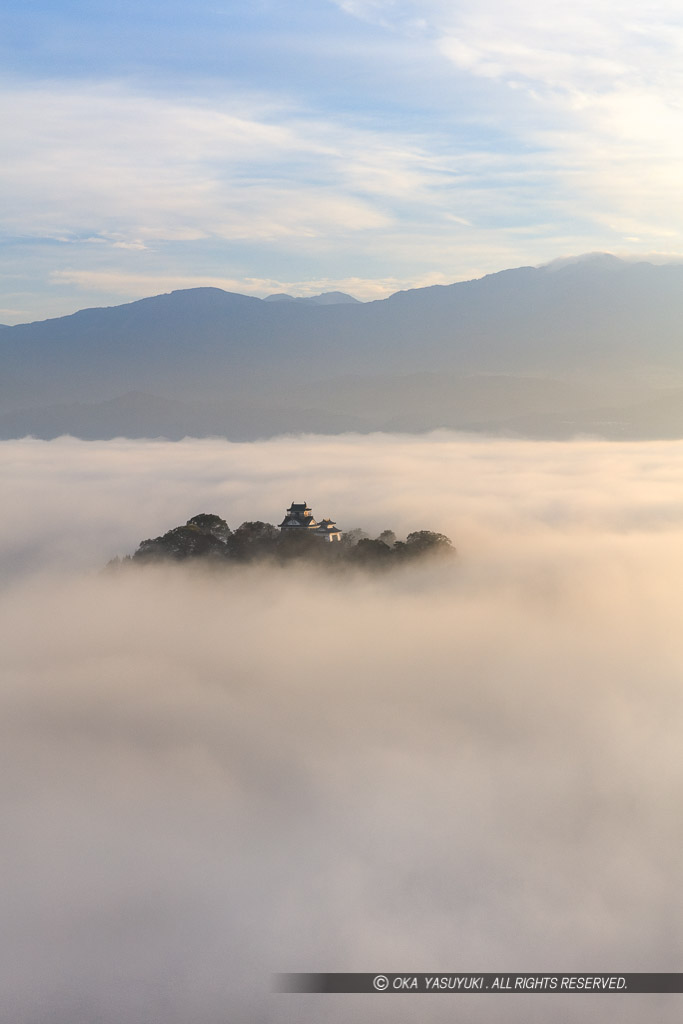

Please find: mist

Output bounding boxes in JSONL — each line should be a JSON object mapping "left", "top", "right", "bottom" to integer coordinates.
{"left": 2, "top": 433, "right": 683, "bottom": 1023}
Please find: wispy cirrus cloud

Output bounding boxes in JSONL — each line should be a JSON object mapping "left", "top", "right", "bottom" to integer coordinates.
{"left": 336, "top": 0, "right": 683, "bottom": 96}
{"left": 334, "top": 0, "right": 683, "bottom": 244}
{"left": 0, "top": 83, "right": 453, "bottom": 245}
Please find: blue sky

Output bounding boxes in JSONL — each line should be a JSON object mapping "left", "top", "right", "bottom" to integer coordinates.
{"left": 3, "top": 0, "right": 683, "bottom": 322}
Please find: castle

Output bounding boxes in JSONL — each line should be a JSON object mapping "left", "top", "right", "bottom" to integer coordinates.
{"left": 278, "top": 501, "right": 342, "bottom": 542}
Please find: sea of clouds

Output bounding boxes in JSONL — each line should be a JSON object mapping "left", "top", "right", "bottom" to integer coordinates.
{"left": 3, "top": 432, "right": 683, "bottom": 1023}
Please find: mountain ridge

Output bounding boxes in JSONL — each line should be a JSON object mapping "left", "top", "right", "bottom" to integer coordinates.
{"left": 3, "top": 252, "right": 656, "bottom": 328}
{"left": 4, "top": 254, "right": 683, "bottom": 440}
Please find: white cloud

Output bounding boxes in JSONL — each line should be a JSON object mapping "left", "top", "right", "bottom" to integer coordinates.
{"left": 335, "top": 0, "right": 683, "bottom": 249}
{"left": 338, "top": 0, "right": 683, "bottom": 96}
{"left": 3, "top": 434, "right": 683, "bottom": 1021}
{"left": 0, "top": 83, "right": 450, "bottom": 245}
{"left": 0, "top": 74, "right": 658, "bottom": 321}
{"left": 6, "top": 3, "right": 683, "bottom": 319}
{"left": 48, "top": 267, "right": 459, "bottom": 301}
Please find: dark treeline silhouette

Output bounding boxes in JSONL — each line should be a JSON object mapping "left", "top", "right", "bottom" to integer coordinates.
{"left": 110, "top": 514, "right": 455, "bottom": 570}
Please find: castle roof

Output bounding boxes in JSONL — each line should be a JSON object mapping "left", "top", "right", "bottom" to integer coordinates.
{"left": 286, "top": 501, "right": 312, "bottom": 513}
{"left": 315, "top": 517, "right": 341, "bottom": 533}
{"left": 280, "top": 503, "right": 341, "bottom": 536}
{"left": 280, "top": 501, "right": 318, "bottom": 529}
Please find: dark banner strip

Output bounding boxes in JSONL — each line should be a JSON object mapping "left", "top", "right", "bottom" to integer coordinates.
{"left": 274, "top": 973, "right": 683, "bottom": 994}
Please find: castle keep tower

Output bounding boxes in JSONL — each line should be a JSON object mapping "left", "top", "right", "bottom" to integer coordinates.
{"left": 278, "top": 502, "right": 342, "bottom": 542}
{"left": 279, "top": 501, "right": 318, "bottom": 531}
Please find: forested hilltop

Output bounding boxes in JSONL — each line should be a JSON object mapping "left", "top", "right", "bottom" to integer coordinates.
{"left": 109, "top": 514, "right": 455, "bottom": 570}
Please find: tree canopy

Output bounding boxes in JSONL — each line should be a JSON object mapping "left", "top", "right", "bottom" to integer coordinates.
{"left": 124, "top": 514, "right": 455, "bottom": 571}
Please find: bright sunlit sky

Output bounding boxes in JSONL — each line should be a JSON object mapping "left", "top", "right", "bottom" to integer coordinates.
{"left": 3, "top": 0, "right": 683, "bottom": 323}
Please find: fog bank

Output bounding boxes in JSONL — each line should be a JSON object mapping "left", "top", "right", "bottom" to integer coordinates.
{"left": 2, "top": 434, "right": 683, "bottom": 1022}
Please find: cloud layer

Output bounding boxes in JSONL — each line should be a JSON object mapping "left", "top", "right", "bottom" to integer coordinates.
{"left": 5, "top": 0, "right": 683, "bottom": 320}
{"left": 2, "top": 434, "right": 683, "bottom": 1021}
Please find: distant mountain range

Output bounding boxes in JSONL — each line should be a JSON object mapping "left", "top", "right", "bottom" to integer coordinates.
{"left": 4, "top": 253, "right": 683, "bottom": 440}
{"left": 262, "top": 291, "right": 360, "bottom": 305}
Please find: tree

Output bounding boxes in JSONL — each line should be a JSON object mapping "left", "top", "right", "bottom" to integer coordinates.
{"left": 402, "top": 530, "right": 455, "bottom": 558}
{"left": 134, "top": 525, "right": 228, "bottom": 562}
{"left": 186, "top": 514, "right": 231, "bottom": 544}
{"left": 226, "top": 521, "right": 279, "bottom": 561}
{"left": 339, "top": 527, "right": 368, "bottom": 548}
{"left": 348, "top": 538, "right": 393, "bottom": 567}
{"left": 275, "top": 528, "right": 326, "bottom": 562}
